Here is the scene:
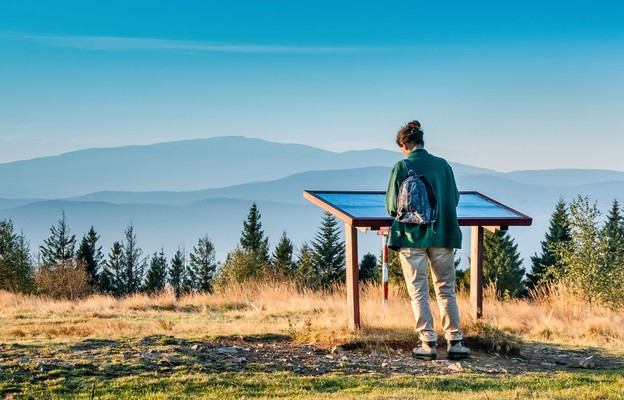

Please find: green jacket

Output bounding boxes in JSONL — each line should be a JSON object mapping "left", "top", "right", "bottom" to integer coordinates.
{"left": 385, "top": 149, "right": 462, "bottom": 250}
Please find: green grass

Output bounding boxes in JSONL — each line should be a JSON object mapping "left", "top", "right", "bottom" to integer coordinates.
{"left": 1, "top": 336, "right": 623, "bottom": 399}
{"left": 3, "top": 370, "right": 624, "bottom": 399}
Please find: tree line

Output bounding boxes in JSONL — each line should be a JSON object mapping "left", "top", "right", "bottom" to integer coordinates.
{"left": 0, "top": 204, "right": 376, "bottom": 299}
{"left": 2, "top": 196, "right": 623, "bottom": 309}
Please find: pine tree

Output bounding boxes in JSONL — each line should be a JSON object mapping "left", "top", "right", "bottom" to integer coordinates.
{"left": 0, "top": 220, "right": 35, "bottom": 293}
{"left": 122, "top": 223, "right": 144, "bottom": 295}
{"left": 525, "top": 199, "right": 571, "bottom": 290}
{"left": 189, "top": 236, "right": 217, "bottom": 293}
{"left": 601, "top": 199, "right": 624, "bottom": 308}
{"left": 293, "top": 242, "right": 317, "bottom": 289}
{"left": 602, "top": 199, "right": 624, "bottom": 268}
{"left": 240, "top": 203, "right": 270, "bottom": 265}
{"left": 144, "top": 248, "right": 168, "bottom": 293}
{"left": 39, "top": 211, "right": 76, "bottom": 270}
{"left": 102, "top": 241, "right": 124, "bottom": 296}
{"left": 359, "top": 253, "right": 379, "bottom": 284}
{"left": 75, "top": 226, "right": 103, "bottom": 288}
{"left": 216, "top": 246, "right": 259, "bottom": 286}
{"left": 483, "top": 230, "right": 525, "bottom": 299}
{"left": 169, "top": 247, "right": 186, "bottom": 300}
{"left": 311, "top": 212, "right": 345, "bottom": 288}
{"left": 271, "top": 231, "right": 295, "bottom": 278}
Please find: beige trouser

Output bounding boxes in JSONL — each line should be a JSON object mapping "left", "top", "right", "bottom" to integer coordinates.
{"left": 399, "top": 247, "right": 463, "bottom": 342}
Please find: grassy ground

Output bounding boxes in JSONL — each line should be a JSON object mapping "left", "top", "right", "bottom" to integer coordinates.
{"left": 1, "top": 283, "right": 623, "bottom": 399}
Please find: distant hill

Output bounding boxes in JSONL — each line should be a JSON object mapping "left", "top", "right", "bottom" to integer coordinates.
{"left": 1, "top": 137, "right": 623, "bottom": 268}
{"left": 0, "top": 136, "right": 409, "bottom": 198}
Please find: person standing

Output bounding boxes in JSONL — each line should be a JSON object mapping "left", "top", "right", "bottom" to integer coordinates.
{"left": 385, "top": 120, "right": 471, "bottom": 360}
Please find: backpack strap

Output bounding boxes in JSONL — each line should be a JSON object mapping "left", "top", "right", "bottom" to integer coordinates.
{"left": 402, "top": 159, "right": 416, "bottom": 176}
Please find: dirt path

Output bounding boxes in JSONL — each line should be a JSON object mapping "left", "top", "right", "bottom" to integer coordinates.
{"left": 1, "top": 335, "right": 622, "bottom": 382}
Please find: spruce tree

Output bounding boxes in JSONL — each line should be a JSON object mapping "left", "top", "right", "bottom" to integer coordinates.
{"left": 39, "top": 211, "right": 76, "bottom": 270}
{"left": 0, "top": 220, "right": 35, "bottom": 293}
{"left": 189, "top": 236, "right": 217, "bottom": 293}
{"left": 483, "top": 230, "right": 525, "bottom": 299}
{"left": 359, "top": 253, "right": 379, "bottom": 284}
{"left": 169, "top": 247, "right": 186, "bottom": 300}
{"left": 240, "top": 203, "right": 270, "bottom": 265}
{"left": 525, "top": 199, "right": 571, "bottom": 290}
{"left": 122, "top": 223, "right": 144, "bottom": 295}
{"left": 76, "top": 226, "right": 103, "bottom": 288}
{"left": 602, "top": 199, "right": 624, "bottom": 269}
{"left": 102, "top": 241, "right": 124, "bottom": 296}
{"left": 144, "top": 248, "right": 168, "bottom": 293}
{"left": 293, "top": 242, "right": 317, "bottom": 289}
{"left": 311, "top": 212, "right": 345, "bottom": 288}
{"left": 271, "top": 231, "right": 295, "bottom": 278}
{"left": 601, "top": 199, "right": 624, "bottom": 308}
{"left": 217, "top": 246, "right": 260, "bottom": 286}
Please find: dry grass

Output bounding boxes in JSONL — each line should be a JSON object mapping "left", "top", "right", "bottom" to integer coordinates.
{"left": 1, "top": 282, "right": 623, "bottom": 353}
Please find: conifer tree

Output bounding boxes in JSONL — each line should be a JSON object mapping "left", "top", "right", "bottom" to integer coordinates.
{"left": 293, "top": 242, "right": 317, "bottom": 289}
{"left": 602, "top": 200, "right": 624, "bottom": 268}
{"left": 0, "top": 220, "right": 35, "bottom": 293}
{"left": 311, "top": 212, "right": 345, "bottom": 288}
{"left": 101, "top": 241, "right": 124, "bottom": 296}
{"left": 122, "top": 223, "right": 145, "bottom": 295}
{"left": 76, "top": 226, "right": 103, "bottom": 288}
{"left": 217, "top": 246, "right": 260, "bottom": 286}
{"left": 39, "top": 211, "right": 76, "bottom": 270}
{"left": 271, "top": 231, "right": 295, "bottom": 278}
{"left": 144, "top": 248, "right": 168, "bottom": 293}
{"left": 240, "top": 203, "right": 270, "bottom": 265}
{"left": 169, "top": 247, "right": 186, "bottom": 300}
{"left": 525, "top": 199, "right": 571, "bottom": 290}
{"left": 358, "top": 253, "right": 379, "bottom": 284}
{"left": 189, "top": 236, "right": 217, "bottom": 293}
{"left": 483, "top": 230, "right": 525, "bottom": 299}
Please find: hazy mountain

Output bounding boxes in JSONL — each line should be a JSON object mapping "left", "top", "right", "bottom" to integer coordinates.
{"left": 0, "top": 136, "right": 409, "bottom": 198}
{"left": 0, "top": 198, "right": 331, "bottom": 264}
{"left": 1, "top": 137, "right": 623, "bottom": 270}
{"left": 501, "top": 169, "right": 624, "bottom": 186}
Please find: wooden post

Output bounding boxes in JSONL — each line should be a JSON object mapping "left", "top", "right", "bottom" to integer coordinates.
{"left": 345, "top": 223, "right": 360, "bottom": 330}
{"left": 470, "top": 225, "right": 484, "bottom": 320}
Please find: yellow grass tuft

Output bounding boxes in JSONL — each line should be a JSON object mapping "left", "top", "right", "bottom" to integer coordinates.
{"left": 1, "top": 282, "right": 623, "bottom": 353}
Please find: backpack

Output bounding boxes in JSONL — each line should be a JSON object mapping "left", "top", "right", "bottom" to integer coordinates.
{"left": 395, "top": 159, "right": 438, "bottom": 225}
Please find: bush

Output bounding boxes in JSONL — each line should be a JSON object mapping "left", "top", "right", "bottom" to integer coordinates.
{"left": 35, "top": 259, "right": 92, "bottom": 300}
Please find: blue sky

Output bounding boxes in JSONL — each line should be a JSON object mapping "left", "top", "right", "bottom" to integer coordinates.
{"left": 1, "top": 1, "right": 623, "bottom": 171}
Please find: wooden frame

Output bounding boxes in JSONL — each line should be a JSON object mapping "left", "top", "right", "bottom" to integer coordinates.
{"left": 303, "top": 190, "right": 532, "bottom": 329}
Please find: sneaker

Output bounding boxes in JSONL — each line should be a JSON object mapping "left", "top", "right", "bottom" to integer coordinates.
{"left": 447, "top": 340, "right": 471, "bottom": 360}
{"left": 412, "top": 341, "right": 437, "bottom": 361}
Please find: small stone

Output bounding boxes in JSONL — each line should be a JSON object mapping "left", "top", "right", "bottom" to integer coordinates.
{"left": 331, "top": 345, "right": 345, "bottom": 354}
{"left": 160, "top": 355, "right": 180, "bottom": 365}
{"left": 340, "top": 355, "right": 349, "bottom": 362}
{"left": 540, "top": 362, "right": 556, "bottom": 367}
{"left": 325, "top": 354, "right": 335, "bottom": 360}
{"left": 579, "top": 356, "right": 596, "bottom": 369}
{"left": 381, "top": 362, "right": 389, "bottom": 368}
{"left": 190, "top": 344, "right": 201, "bottom": 351}
{"left": 370, "top": 350, "right": 380, "bottom": 357}
{"left": 447, "top": 362, "right": 463, "bottom": 372}
{"left": 216, "top": 347, "right": 238, "bottom": 354}
{"left": 567, "top": 359, "right": 582, "bottom": 368}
